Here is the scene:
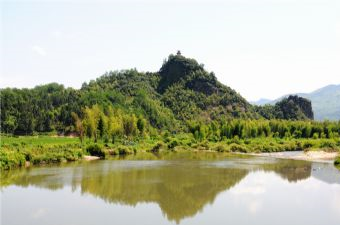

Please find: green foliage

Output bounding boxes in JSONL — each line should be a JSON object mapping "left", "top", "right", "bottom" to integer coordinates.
{"left": 1, "top": 53, "right": 340, "bottom": 170}
{"left": 187, "top": 119, "right": 340, "bottom": 141}
{"left": 318, "top": 139, "right": 336, "bottom": 149}
{"left": 255, "top": 95, "right": 314, "bottom": 120}
{"left": 86, "top": 144, "right": 106, "bottom": 158}
{"left": 0, "top": 136, "right": 83, "bottom": 170}
{"left": 1, "top": 134, "right": 340, "bottom": 170}
{"left": 149, "top": 142, "right": 164, "bottom": 153}
{"left": 1, "top": 54, "right": 319, "bottom": 138}
{"left": 137, "top": 116, "right": 146, "bottom": 134}
{"left": 117, "top": 146, "right": 134, "bottom": 155}
{"left": 158, "top": 53, "right": 204, "bottom": 93}
{"left": 159, "top": 54, "right": 255, "bottom": 121}
{"left": 122, "top": 114, "right": 138, "bottom": 137}
{"left": 228, "top": 143, "right": 249, "bottom": 153}
{"left": 214, "top": 144, "right": 229, "bottom": 152}
{"left": 0, "top": 150, "right": 26, "bottom": 170}
{"left": 1, "top": 84, "right": 81, "bottom": 135}
{"left": 335, "top": 157, "right": 340, "bottom": 169}
{"left": 167, "top": 139, "right": 179, "bottom": 150}
{"left": 71, "top": 112, "right": 84, "bottom": 142}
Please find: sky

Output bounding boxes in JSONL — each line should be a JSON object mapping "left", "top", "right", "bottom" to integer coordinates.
{"left": 1, "top": 0, "right": 340, "bottom": 101}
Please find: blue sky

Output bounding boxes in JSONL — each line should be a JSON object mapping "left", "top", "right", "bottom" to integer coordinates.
{"left": 1, "top": 0, "right": 339, "bottom": 101}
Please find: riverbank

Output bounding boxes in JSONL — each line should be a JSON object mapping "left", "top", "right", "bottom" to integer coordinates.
{"left": 252, "top": 150, "right": 339, "bottom": 163}
{"left": 1, "top": 135, "right": 340, "bottom": 170}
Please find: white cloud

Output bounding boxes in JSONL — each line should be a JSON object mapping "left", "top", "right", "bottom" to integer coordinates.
{"left": 31, "top": 45, "right": 47, "bottom": 56}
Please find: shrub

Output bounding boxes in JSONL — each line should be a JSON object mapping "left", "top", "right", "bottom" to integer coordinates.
{"left": 118, "top": 146, "right": 134, "bottom": 155}
{"left": 336, "top": 139, "right": 340, "bottom": 147}
{"left": 163, "top": 136, "right": 171, "bottom": 143}
{"left": 228, "top": 143, "right": 248, "bottom": 153}
{"left": 244, "top": 139, "right": 251, "bottom": 145}
{"left": 302, "top": 140, "right": 314, "bottom": 149}
{"left": 281, "top": 142, "right": 298, "bottom": 151}
{"left": 334, "top": 157, "right": 340, "bottom": 169}
{"left": 319, "top": 140, "right": 336, "bottom": 149}
{"left": 295, "top": 141, "right": 303, "bottom": 151}
{"left": 168, "top": 139, "right": 179, "bottom": 149}
{"left": 65, "top": 149, "right": 83, "bottom": 161}
{"left": 311, "top": 133, "right": 319, "bottom": 139}
{"left": 214, "top": 144, "right": 228, "bottom": 152}
{"left": 149, "top": 142, "right": 164, "bottom": 153}
{"left": 198, "top": 141, "right": 210, "bottom": 150}
{"left": 231, "top": 136, "right": 240, "bottom": 144}
{"left": 86, "top": 144, "right": 106, "bottom": 158}
{"left": 0, "top": 150, "right": 26, "bottom": 170}
{"left": 110, "top": 149, "right": 119, "bottom": 155}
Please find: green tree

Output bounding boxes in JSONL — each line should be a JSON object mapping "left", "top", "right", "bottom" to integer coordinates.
{"left": 72, "top": 112, "right": 84, "bottom": 143}
{"left": 123, "top": 114, "right": 138, "bottom": 137}
{"left": 3, "top": 115, "right": 17, "bottom": 134}
{"left": 137, "top": 116, "right": 146, "bottom": 135}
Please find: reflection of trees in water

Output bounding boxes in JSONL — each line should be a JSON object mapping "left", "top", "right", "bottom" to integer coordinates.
{"left": 0, "top": 168, "right": 65, "bottom": 190}
{"left": 311, "top": 163, "right": 340, "bottom": 184}
{"left": 260, "top": 160, "right": 312, "bottom": 182}
{"left": 0, "top": 156, "right": 315, "bottom": 223}
{"left": 79, "top": 165, "right": 247, "bottom": 223}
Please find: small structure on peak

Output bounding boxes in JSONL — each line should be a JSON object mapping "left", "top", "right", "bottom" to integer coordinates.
{"left": 176, "top": 50, "right": 181, "bottom": 55}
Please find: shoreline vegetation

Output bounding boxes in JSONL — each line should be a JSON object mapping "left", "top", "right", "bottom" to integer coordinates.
{"left": 1, "top": 132, "right": 339, "bottom": 170}
{"left": 335, "top": 156, "right": 340, "bottom": 169}
{"left": 1, "top": 53, "right": 339, "bottom": 170}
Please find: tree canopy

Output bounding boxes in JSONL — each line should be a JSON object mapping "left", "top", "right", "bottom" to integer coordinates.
{"left": 1, "top": 53, "right": 317, "bottom": 136}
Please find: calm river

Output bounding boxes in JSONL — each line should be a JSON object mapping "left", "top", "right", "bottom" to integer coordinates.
{"left": 1, "top": 152, "right": 340, "bottom": 225}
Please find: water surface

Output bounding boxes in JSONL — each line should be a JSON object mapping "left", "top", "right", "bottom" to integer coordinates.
{"left": 1, "top": 152, "right": 340, "bottom": 225}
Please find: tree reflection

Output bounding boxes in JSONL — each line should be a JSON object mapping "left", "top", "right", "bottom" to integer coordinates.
{"left": 0, "top": 154, "right": 316, "bottom": 223}
{"left": 78, "top": 163, "right": 247, "bottom": 223}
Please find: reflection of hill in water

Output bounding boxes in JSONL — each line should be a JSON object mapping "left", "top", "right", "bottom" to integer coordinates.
{"left": 0, "top": 155, "right": 317, "bottom": 223}
{"left": 79, "top": 164, "right": 247, "bottom": 223}
{"left": 311, "top": 163, "right": 340, "bottom": 184}
{"left": 261, "top": 159, "right": 312, "bottom": 182}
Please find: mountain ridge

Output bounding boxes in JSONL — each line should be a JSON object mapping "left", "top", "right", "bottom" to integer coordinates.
{"left": 252, "top": 84, "right": 340, "bottom": 121}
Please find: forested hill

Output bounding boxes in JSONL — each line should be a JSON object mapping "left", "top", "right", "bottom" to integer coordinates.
{"left": 0, "top": 53, "right": 313, "bottom": 135}
{"left": 254, "top": 95, "right": 314, "bottom": 121}
{"left": 253, "top": 84, "right": 340, "bottom": 121}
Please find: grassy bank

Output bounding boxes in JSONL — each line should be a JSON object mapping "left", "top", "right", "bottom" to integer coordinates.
{"left": 0, "top": 136, "right": 83, "bottom": 170}
{"left": 1, "top": 134, "right": 340, "bottom": 170}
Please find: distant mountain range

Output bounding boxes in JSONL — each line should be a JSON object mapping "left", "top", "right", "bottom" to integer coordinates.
{"left": 251, "top": 84, "right": 340, "bottom": 121}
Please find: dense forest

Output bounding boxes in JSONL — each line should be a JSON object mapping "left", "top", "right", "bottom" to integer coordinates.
{"left": 1, "top": 52, "right": 318, "bottom": 136}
